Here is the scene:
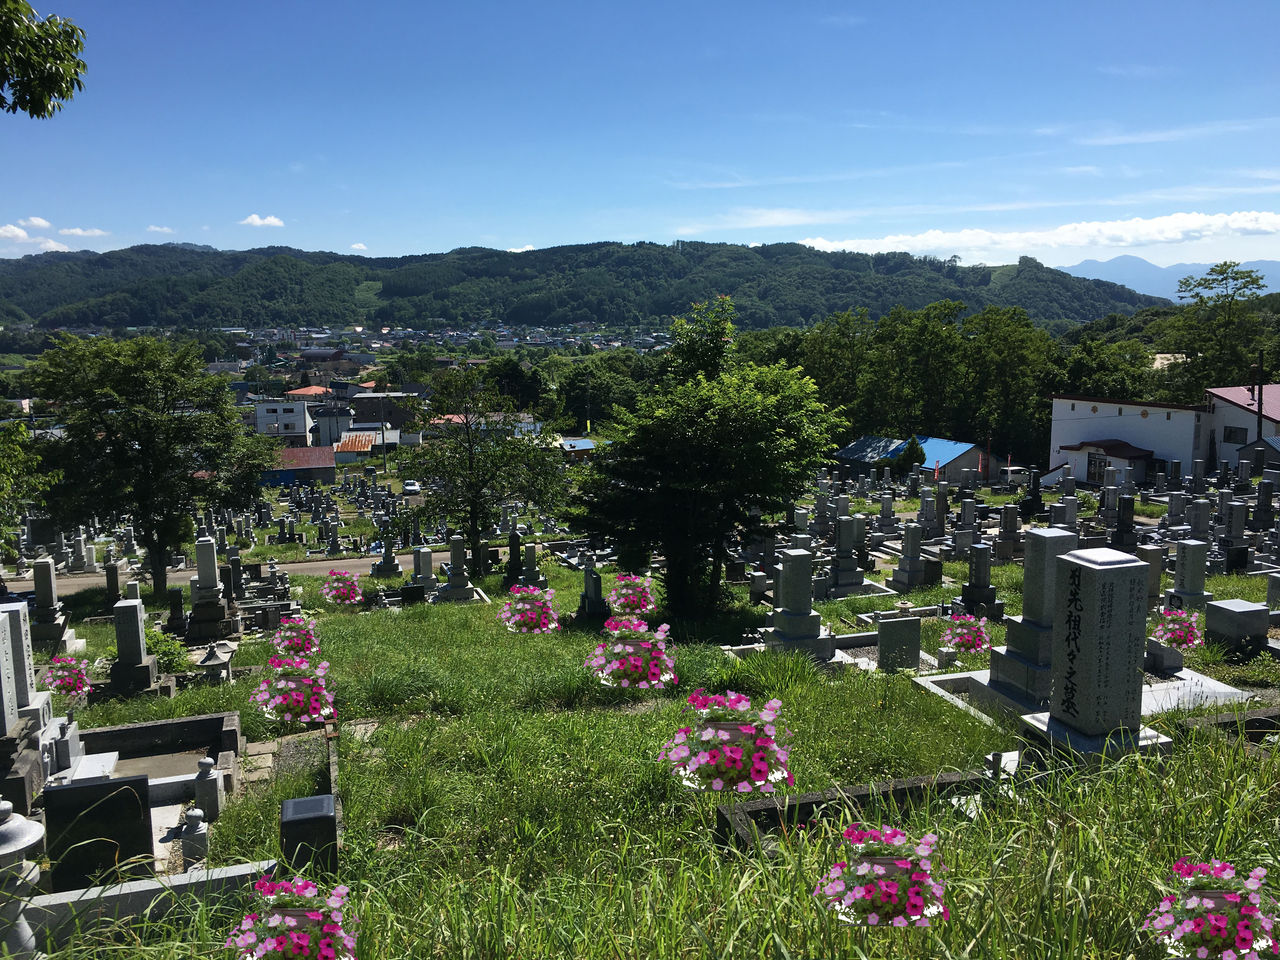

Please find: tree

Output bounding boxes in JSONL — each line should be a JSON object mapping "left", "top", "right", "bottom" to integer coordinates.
{"left": 1, "top": 2, "right": 86, "bottom": 118}
{"left": 0, "top": 421, "right": 47, "bottom": 551}
{"left": 893, "top": 436, "right": 926, "bottom": 478}
{"left": 577, "top": 300, "right": 844, "bottom": 616}
{"left": 27, "top": 336, "right": 278, "bottom": 593}
{"left": 665, "top": 295, "right": 736, "bottom": 382}
{"left": 404, "top": 368, "right": 564, "bottom": 576}
{"left": 1162, "top": 261, "right": 1268, "bottom": 398}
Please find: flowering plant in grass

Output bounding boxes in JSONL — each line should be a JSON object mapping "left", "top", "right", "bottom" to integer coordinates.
{"left": 498, "top": 585, "right": 560, "bottom": 633}
{"left": 939, "top": 614, "right": 990, "bottom": 652}
{"left": 584, "top": 617, "right": 676, "bottom": 689}
{"left": 1142, "top": 858, "right": 1279, "bottom": 958}
{"left": 659, "top": 689, "right": 793, "bottom": 794}
{"left": 42, "top": 657, "right": 93, "bottom": 710}
{"left": 227, "top": 875, "right": 357, "bottom": 959}
{"left": 251, "top": 664, "right": 334, "bottom": 725}
{"left": 815, "top": 824, "right": 948, "bottom": 927}
{"left": 321, "top": 570, "right": 362, "bottom": 606}
{"left": 1152, "top": 608, "right": 1204, "bottom": 650}
{"left": 273, "top": 618, "right": 319, "bottom": 657}
{"left": 607, "top": 574, "right": 656, "bottom": 615}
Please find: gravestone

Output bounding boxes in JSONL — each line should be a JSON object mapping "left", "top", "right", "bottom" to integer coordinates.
{"left": 1270, "top": 572, "right": 1280, "bottom": 612}
{"left": 109, "top": 599, "right": 158, "bottom": 692}
{"left": 878, "top": 616, "right": 921, "bottom": 672}
{"left": 44, "top": 774, "right": 154, "bottom": 892}
{"left": 1023, "top": 547, "right": 1156, "bottom": 754}
{"left": 890, "top": 524, "right": 940, "bottom": 592}
{"left": 827, "top": 515, "right": 865, "bottom": 598}
{"left": 30, "top": 559, "right": 81, "bottom": 655}
{"left": 187, "top": 537, "right": 242, "bottom": 644}
{"left": 412, "top": 547, "right": 439, "bottom": 588}
{"left": 1164, "top": 539, "right": 1213, "bottom": 611}
{"left": 520, "top": 543, "right": 547, "bottom": 590}
{"left": 989, "top": 527, "right": 1079, "bottom": 706}
{"left": 1133, "top": 544, "right": 1165, "bottom": 610}
{"left": 956, "top": 543, "right": 1002, "bottom": 618}
{"left": 762, "top": 549, "right": 832, "bottom": 660}
{"left": 103, "top": 559, "right": 127, "bottom": 606}
{"left": 1110, "top": 495, "right": 1138, "bottom": 552}
{"left": 576, "top": 555, "right": 609, "bottom": 618}
{"left": 437, "top": 537, "right": 482, "bottom": 603}
{"left": 995, "top": 504, "right": 1021, "bottom": 562}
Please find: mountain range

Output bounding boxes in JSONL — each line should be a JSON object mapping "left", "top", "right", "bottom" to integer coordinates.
{"left": 1059, "top": 255, "right": 1278, "bottom": 301}
{"left": 0, "top": 242, "right": 1170, "bottom": 332}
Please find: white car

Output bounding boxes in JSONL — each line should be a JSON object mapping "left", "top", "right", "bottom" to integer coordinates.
{"left": 402, "top": 480, "right": 421, "bottom": 495}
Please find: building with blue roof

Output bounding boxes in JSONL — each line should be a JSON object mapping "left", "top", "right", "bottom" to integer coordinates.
{"left": 834, "top": 434, "right": 984, "bottom": 482}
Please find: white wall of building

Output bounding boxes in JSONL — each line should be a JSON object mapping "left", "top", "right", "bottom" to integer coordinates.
{"left": 1203, "top": 397, "right": 1280, "bottom": 467}
{"left": 254, "top": 401, "right": 314, "bottom": 447}
{"left": 1048, "top": 396, "right": 1204, "bottom": 478}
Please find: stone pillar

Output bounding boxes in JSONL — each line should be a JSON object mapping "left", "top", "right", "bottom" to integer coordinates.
{"left": 1165, "top": 539, "right": 1213, "bottom": 610}
{"left": 195, "top": 537, "right": 219, "bottom": 593}
{"left": 110, "top": 598, "right": 157, "bottom": 691}
{"left": 1134, "top": 544, "right": 1165, "bottom": 609}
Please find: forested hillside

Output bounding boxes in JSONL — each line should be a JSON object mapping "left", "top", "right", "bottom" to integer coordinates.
{"left": 0, "top": 242, "right": 1167, "bottom": 331}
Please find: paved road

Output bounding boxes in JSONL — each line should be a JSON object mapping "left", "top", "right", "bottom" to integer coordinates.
{"left": 3, "top": 551, "right": 449, "bottom": 596}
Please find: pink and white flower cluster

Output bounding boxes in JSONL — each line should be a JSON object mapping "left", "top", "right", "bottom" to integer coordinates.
{"left": 273, "top": 617, "right": 319, "bottom": 657}
{"left": 1152, "top": 608, "right": 1205, "bottom": 650}
{"left": 1143, "top": 858, "right": 1279, "bottom": 958}
{"left": 498, "top": 585, "right": 560, "bottom": 633}
{"left": 939, "top": 614, "right": 990, "bottom": 652}
{"left": 659, "top": 689, "right": 793, "bottom": 794}
{"left": 607, "top": 574, "right": 656, "bottom": 615}
{"left": 43, "top": 656, "right": 93, "bottom": 705}
{"left": 226, "top": 875, "right": 357, "bottom": 959}
{"left": 321, "top": 570, "right": 362, "bottom": 606}
{"left": 252, "top": 624, "right": 334, "bottom": 726}
{"left": 584, "top": 617, "right": 676, "bottom": 689}
{"left": 815, "top": 824, "right": 948, "bottom": 927}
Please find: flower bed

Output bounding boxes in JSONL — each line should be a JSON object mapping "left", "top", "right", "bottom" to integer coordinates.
{"left": 498, "top": 585, "right": 560, "bottom": 633}
{"left": 1143, "top": 858, "right": 1278, "bottom": 958}
{"left": 939, "top": 614, "right": 990, "bottom": 653}
{"left": 1152, "top": 608, "right": 1204, "bottom": 650}
{"left": 815, "top": 824, "right": 948, "bottom": 927}
{"left": 659, "top": 689, "right": 792, "bottom": 794}
{"left": 321, "top": 570, "right": 362, "bottom": 606}
{"left": 607, "top": 574, "right": 656, "bottom": 615}
{"left": 227, "top": 875, "right": 357, "bottom": 959}
{"left": 584, "top": 617, "right": 676, "bottom": 689}
{"left": 44, "top": 656, "right": 93, "bottom": 703}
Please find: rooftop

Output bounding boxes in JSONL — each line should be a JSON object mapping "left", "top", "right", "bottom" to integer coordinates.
{"left": 275, "top": 446, "right": 337, "bottom": 469}
{"left": 1206, "top": 385, "right": 1280, "bottom": 422}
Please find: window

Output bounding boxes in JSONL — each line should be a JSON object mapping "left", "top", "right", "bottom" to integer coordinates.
{"left": 284, "top": 422, "right": 296, "bottom": 432}
{"left": 283, "top": 407, "right": 295, "bottom": 413}
{"left": 1166, "top": 412, "right": 1172, "bottom": 421}
{"left": 1224, "top": 426, "right": 1249, "bottom": 446}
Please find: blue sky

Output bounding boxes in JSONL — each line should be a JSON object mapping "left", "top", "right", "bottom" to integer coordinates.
{"left": 3, "top": 1, "right": 1279, "bottom": 266}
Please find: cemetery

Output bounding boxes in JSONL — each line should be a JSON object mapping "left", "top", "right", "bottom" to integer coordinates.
{"left": 3, "top": 461, "right": 1280, "bottom": 958}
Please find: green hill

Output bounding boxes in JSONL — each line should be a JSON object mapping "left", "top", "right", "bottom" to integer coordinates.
{"left": 0, "top": 242, "right": 1168, "bottom": 331}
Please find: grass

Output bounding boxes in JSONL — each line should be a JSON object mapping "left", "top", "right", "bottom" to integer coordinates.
{"left": 35, "top": 561, "right": 1280, "bottom": 958}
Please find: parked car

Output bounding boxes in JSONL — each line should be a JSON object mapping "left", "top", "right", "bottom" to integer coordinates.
{"left": 402, "top": 480, "right": 421, "bottom": 495}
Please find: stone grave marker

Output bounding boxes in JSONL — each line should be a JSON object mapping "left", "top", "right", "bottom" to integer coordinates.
{"left": 44, "top": 774, "right": 154, "bottom": 892}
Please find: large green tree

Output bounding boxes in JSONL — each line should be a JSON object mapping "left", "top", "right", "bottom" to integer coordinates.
{"left": 404, "top": 368, "right": 564, "bottom": 576}
{"left": 577, "top": 300, "right": 844, "bottom": 616}
{"left": 1, "top": 2, "right": 86, "bottom": 118}
{"left": 28, "top": 336, "right": 278, "bottom": 592}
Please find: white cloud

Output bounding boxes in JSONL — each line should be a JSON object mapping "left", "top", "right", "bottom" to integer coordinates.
{"left": 350, "top": 242, "right": 367, "bottom": 250}
{"left": 0, "top": 224, "right": 29, "bottom": 241}
{"left": 35, "top": 238, "right": 70, "bottom": 252}
{"left": 238, "top": 213, "right": 284, "bottom": 227}
{"left": 506, "top": 244, "right": 535, "bottom": 253}
{"left": 1078, "top": 117, "right": 1278, "bottom": 146}
{"left": 58, "top": 227, "right": 108, "bottom": 237}
{"left": 147, "top": 224, "right": 175, "bottom": 234}
{"left": 802, "top": 211, "right": 1280, "bottom": 262}
{"left": 18, "top": 216, "right": 50, "bottom": 229}
{"left": 0, "top": 224, "right": 68, "bottom": 251}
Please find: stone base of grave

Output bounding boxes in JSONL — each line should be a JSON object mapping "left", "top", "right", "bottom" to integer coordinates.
{"left": 519, "top": 573, "right": 548, "bottom": 590}
{"left": 1146, "top": 638, "right": 1184, "bottom": 674}
{"left": 185, "top": 600, "right": 242, "bottom": 645}
{"left": 1164, "top": 587, "right": 1213, "bottom": 611}
{"left": 437, "top": 578, "right": 485, "bottom": 603}
{"left": 953, "top": 584, "right": 1004, "bottom": 620}
{"left": 109, "top": 654, "right": 159, "bottom": 694}
{"left": 987, "top": 646, "right": 1053, "bottom": 705}
{"left": 761, "top": 608, "right": 833, "bottom": 661}
{"left": 0, "top": 747, "right": 44, "bottom": 816}
{"left": 888, "top": 558, "right": 942, "bottom": 593}
{"left": 1020, "top": 712, "right": 1172, "bottom": 759}
{"left": 32, "top": 617, "right": 83, "bottom": 656}
{"left": 371, "top": 559, "right": 402, "bottom": 578}
{"left": 994, "top": 539, "right": 1021, "bottom": 563}
{"left": 576, "top": 595, "right": 609, "bottom": 618}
